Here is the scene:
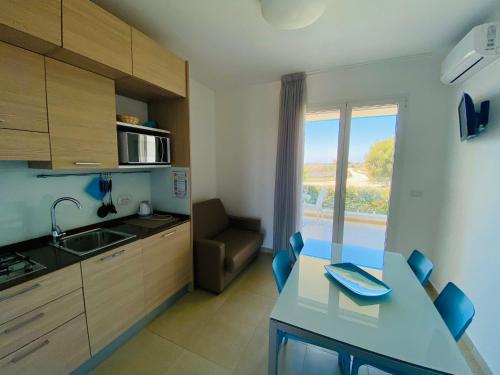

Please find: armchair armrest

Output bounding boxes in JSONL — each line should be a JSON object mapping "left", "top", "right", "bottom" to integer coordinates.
{"left": 193, "top": 239, "right": 226, "bottom": 293}
{"left": 228, "top": 215, "right": 261, "bottom": 232}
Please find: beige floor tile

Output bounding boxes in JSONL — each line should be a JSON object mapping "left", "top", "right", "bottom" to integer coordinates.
{"left": 301, "top": 345, "right": 342, "bottom": 375}
{"left": 94, "top": 330, "right": 182, "bottom": 375}
{"left": 166, "top": 350, "right": 230, "bottom": 375}
{"left": 214, "top": 290, "right": 275, "bottom": 328}
{"left": 232, "top": 328, "right": 269, "bottom": 375}
{"left": 278, "top": 339, "right": 308, "bottom": 375}
{"left": 184, "top": 314, "right": 257, "bottom": 371}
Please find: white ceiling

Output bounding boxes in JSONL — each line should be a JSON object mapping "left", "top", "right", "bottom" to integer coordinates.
{"left": 95, "top": 0, "right": 498, "bottom": 90}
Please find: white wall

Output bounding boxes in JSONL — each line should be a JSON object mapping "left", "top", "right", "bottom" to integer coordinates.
{"left": 216, "top": 82, "right": 280, "bottom": 248}
{"left": 190, "top": 79, "right": 217, "bottom": 203}
{"left": 432, "top": 57, "right": 500, "bottom": 374}
{"left": 216, "top": 54, "right": 452, "bottom": 252}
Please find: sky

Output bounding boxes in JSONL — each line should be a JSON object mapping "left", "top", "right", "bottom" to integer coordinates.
{"left": 304, "top": 115, "right": 397, "bottom": 164}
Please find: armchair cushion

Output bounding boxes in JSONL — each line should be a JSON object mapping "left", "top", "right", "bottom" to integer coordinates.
{"left": 192, "top": 199, "right": 229, "bottom": 240}
{"left": 228, "top": 216, "right": 261, "bottom": 232}
{"left": 213, "top": 228, "right": 263, "bottom": 272}
{"left": 194, "top": 239, "right": 226, "bottom": 293}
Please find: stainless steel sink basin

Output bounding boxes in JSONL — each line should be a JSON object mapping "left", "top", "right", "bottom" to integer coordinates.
{"left": 50, "top": 228, "right": 136, "bottom": 256}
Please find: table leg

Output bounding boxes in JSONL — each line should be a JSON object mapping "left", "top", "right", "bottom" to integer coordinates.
{"left": 268, "top": 319, "right": 279, "bottom": 375}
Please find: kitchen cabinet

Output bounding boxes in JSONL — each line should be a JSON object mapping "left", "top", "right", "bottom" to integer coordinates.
{"left": 0, "top": 289, "right": 85, "bottom": 359}
{"left": 81, "top": 242, "right": 144, "bottom": 354}
{"left": 36, "top": 58, "right": 118, "bottom": 169}
{"left": 0, "top": 264, "right": 82, "bottom": 326}
{"left": 129, "top": 28, "right": 187, "bottom": 97}
{"left": 0, "top": 129, "right": 50, "bottom": 161}
{"left": 142, "top": 222, "right": 192, "bottom": 313}
{"left": 50, "top": 0, "right": 132, "bottom": 79}
{"left": 0, "top": 0, "right": 61, "bottom": 54}
{"left": 0, "top": 42, "right": 48, "bottom": 133}
{"left": 0, "top": 314, "right": 90, "bottom": 375}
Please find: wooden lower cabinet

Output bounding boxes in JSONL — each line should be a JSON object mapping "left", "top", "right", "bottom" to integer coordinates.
{"left": 0, "top": 263, "right": 82, "bottom": 326}
{"left": 0, "top": 314, "right": 90, "bottom": 375}
{"left": 82, "top": 242, "right": 144, "bottom": 355}
{"left": 0, "top": 289, "right": 85, "bottom": 359}
{"left": 143, "top": 222, "right": 192, "bottom": 313}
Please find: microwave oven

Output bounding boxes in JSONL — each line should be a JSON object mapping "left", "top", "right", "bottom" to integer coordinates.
{"left": 118, "top": 131, "right": 171, "bottom": 165}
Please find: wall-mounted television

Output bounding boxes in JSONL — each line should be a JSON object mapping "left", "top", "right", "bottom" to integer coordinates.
{"left": 459, "top": 93, "right": 490, "bottom": 141}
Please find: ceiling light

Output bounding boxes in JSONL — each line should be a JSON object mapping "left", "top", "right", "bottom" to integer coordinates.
{"left": 260, "top": 0, "right": 326, "bottom": 30}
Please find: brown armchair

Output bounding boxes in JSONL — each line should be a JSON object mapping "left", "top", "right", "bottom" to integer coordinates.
{"left": 193, "top": 199, "right": 263, "bottom": 293}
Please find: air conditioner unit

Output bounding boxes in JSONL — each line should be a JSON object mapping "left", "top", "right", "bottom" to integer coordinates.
{"left": 441, "top": 22, "right": 500, "bottom": 85}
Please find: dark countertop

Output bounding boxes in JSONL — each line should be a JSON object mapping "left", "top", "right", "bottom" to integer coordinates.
{"left": 0, "top": 212, "right": 190, "bottom": 292}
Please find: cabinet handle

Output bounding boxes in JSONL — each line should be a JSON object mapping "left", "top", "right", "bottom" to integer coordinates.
{"left": 99, "top": 249, "right": 125, "bottom": 262}
{"left": 3, "top": 313, "right": 45, "bottom": 334}
{"left": 162, "top": 230, "right": 177, "bottom": 238}
{"left": 10, "top": 339, "right": 50, "bottom": 363}
{"left": 74, "top": 162, "right": 102, "bottom": 166}
{"left": 0, "top": 283, "right": 41, "bottom": 302}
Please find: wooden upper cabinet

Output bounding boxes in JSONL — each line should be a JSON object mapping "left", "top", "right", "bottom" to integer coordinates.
{"left": 0, "top": 42, "right": 48, "bottom": 133}
{"left": 40, "top": 58, "right": 118, "bottom": 169}
{"left": 49, "top": 0, "right": 132, "bottom": 79}
{"left": 131, "top": 28, "right": 187, "bottom": 97}
{"left": 0, "top": 0, "right": 61, "bottom": 54}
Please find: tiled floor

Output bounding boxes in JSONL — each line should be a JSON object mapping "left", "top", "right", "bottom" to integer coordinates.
{"left": 92, "top": 253, "right": 482, "bottom": 375}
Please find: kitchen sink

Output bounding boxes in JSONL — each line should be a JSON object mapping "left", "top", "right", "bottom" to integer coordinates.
{"left": 50, "top": 228, "right": 136, "bottom": 256}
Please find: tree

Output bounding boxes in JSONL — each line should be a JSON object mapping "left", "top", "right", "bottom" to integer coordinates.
{"left": 364, "top": 138, "right": 395, "bottom": 182}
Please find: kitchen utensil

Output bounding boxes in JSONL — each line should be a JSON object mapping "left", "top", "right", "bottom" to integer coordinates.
{"left": 116, "top": 114, "right": 140, "bottom": 125}
{"left": 107, "top": 179, "right": 117, "bottom": 214}
{"left": 138, "top": 201, "right": 152, "bottom": 216}
{"left": 85, "top": 177, "right": 105, "bottom": 201}
{"left": 97, "top": 202, "right": 108, "bottom": 218}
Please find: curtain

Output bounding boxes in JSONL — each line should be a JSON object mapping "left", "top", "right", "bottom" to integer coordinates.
{"left": 273, "top": 72, "right": 306, "bottom": 254}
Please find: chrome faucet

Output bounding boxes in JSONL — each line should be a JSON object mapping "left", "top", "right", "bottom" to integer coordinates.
{"left": 51, "top": 197, "right": 82, "bottom": 243}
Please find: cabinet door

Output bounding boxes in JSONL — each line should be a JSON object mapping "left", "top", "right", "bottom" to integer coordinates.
{"left": 44, "top": 58, "right": 118, "bottom": 169}
{"left": 52, "top": 0, "right": 132, "bottom": 78}
{"left": 132, "top": 28, "right": 187, "bottom": 97}
{"left": 82, "top": 243, "right": 144, "bottom": 354}
{"left": 0, "top": 0, "right": 61, "bottom": 54}
{"left": 143, "top": 222, "right": 192, "bottom": 313}
{"left": 0, "top": 42, "right": 47, "bottom": 133}
{"left": 0, "top": 314, "right": 90, "bottom": 375}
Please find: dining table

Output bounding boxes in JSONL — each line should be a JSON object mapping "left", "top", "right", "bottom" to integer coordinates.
{"left": 268, "top": 239, "right": 473, "bottom": 375}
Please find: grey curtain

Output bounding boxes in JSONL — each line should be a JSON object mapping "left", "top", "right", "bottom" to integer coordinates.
{"left": 273, "top": 72, "right": 306, "bottom": 254}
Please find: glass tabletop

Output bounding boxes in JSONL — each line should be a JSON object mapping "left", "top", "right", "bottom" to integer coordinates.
{"left": 270, "top": 240, "right": 472, "bottom": 375}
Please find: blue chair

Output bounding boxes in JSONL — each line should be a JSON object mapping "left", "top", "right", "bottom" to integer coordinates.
{"left": 350, "top": 282, "right": 475, "bottom": 375}
{"left": 271, "top": 250, "right": 351, "bottom": 375}
{"left": 434, "top": 282, "right": 475, "bottom": 341}
{"left": 272, "top": 250, "right": 293, "bottom": 293}
{"left": 289, "top": 232, "right": 304, "bottom": 261}
{"left": 407, "top": 249, "right": 433, "bottom": 285}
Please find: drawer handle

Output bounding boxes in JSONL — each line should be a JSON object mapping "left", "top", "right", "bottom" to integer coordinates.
{"left": 3, "top": 313, "right": 45, "bottom": 335}
{"left": 74, "top": 162, "right": 102, "bottom": 166}
{"left": 0, "top": 283, "right": 41, "bottom": 302}
{"left": 10, "top": 339, "right": 50, "bottom": 363}
{"left": 162, "top": 230, "right": 177, "bottom": 238}
{"left": 99, "top": 249, "right": 125, "bottom": 262}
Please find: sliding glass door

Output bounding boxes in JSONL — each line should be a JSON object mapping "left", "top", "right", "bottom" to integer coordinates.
{"left": 301, "top": 101, "right": 401, "bottom": 250}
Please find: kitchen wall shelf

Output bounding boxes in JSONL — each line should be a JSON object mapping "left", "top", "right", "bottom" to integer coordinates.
{"left": 116, "top": 121, "right": 171, "bottom": 135}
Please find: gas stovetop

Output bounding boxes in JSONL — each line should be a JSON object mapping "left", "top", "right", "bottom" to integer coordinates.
{"left": 0, "top": 252, "right": 46, "bottom": 285}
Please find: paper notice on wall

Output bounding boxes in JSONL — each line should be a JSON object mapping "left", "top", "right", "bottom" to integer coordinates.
{"left": 173, "top": 170, "right": 187, "bottom": 198}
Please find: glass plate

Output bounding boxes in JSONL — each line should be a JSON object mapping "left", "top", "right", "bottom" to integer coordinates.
{"left": 324, "top": 262, "right": 392, "bottom": 297}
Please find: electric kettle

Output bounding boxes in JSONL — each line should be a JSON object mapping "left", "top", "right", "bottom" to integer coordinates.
{"left": 138, "top": 201, "right": 152, "bottom": 216}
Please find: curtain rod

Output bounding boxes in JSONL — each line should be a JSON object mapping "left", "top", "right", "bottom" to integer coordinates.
{"left": 36, "top": 170, "right": 151, "bottom": 178}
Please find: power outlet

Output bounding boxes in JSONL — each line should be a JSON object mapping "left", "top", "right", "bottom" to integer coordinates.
{"left": 410, "top": 190, "right": 424, "bottom": 198}
{"left": 117, "top": 195, "right": 132, "bottom": 206}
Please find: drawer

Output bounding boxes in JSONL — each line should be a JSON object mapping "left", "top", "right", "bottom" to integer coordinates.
{"left": 146, "top": 222, "right": 191, "bottom": 243}
{"left": 0, "top": 289, "right": 84, "bottom": 359}
{"left": 0, "top": 264, "right": 82, "bottom": 325}
{"left": 0, "top": 314, "right": 90, "bottom": 375}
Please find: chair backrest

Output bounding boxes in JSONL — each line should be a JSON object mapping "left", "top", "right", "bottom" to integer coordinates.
{"left": 407, "top": 249, "right": 433, "bottom": 285}
{"left": 434, "top": 282, "right": 475, "bottom": 341}
{"left": 272, "top": 250, "right": 292, "bottom": 293}
{"left": 192, "top": 199, "right": 229, "bottom": 240}
{"left": 289, "top": 232, "right": 304, "bottom": 261}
